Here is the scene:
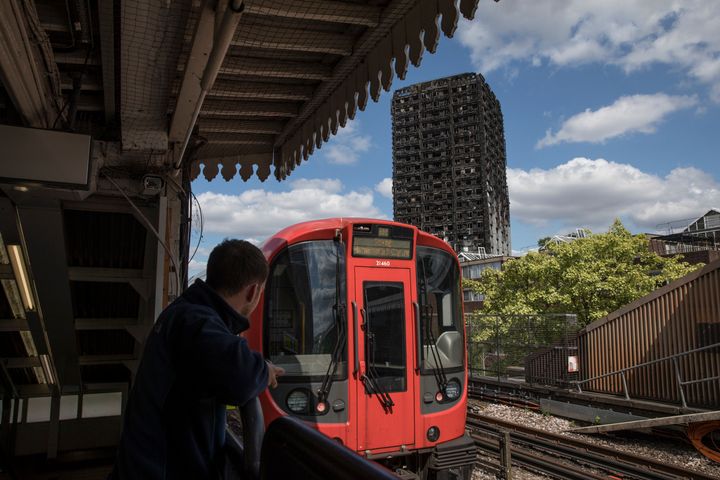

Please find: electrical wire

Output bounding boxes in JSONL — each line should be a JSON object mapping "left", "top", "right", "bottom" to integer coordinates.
{"left": 102, "top": 173, "right": 182, "bottom": 296}
{"left": 188, "top": 270, "right": 207, "bottom": 283}
{"left": 188, "top": 189, "right": 204, "bottom": 263}
{"left": 164, "top": 173, "right": 203, "bottom": 264}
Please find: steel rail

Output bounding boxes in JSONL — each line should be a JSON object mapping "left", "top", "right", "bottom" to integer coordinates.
{"left": 468, "top": 413, "right": 717, "bottom": 480}
{"left": 471, "top": 431, "right": 606, "bottom": 480}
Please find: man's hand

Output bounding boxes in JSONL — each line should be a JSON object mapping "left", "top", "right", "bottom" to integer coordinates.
{"left": 266, "top": 360, "right": 285, "bottom": 389}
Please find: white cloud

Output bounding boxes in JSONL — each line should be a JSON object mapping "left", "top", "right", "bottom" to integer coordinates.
{"left": 537, "top": 94, "right": 697, "bottom": 147}
{"left": 188, "top": 259, "right": 207, "bottom": 282}
{"left": 322, "top": 121, "right": 372, "bottom": 165}
{"left": 375, "top": 178, "right": 393, "bottom": 199}
{"left": 508, "top": 158, "right": 720, "bottom": 230}
{"left": 196, "top": 178, "right": 387, "bottom": 241}
{"left": 459, "top": 1, "right": 720, "bottom": 101}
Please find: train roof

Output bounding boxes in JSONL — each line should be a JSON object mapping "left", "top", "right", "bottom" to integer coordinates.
{"left": 261, "top": 217, "right": 455, "bottom": 257}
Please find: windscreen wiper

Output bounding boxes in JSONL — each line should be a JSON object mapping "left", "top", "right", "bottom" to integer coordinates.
{"left": 423, "top": 304, "right": 448, "bottom": 392}
{"left": 419, "top": 259, "right": 448, "bottom": 393}
{"left": 360, "top": 308, "right": 394, "bottom": 413}
{"left": 317, "top": 234, "right": 346, "bottom": 407}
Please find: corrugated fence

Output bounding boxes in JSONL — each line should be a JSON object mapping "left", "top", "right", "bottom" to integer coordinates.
{"left": 578, "top": 259, "right": 720, "bottom": 408}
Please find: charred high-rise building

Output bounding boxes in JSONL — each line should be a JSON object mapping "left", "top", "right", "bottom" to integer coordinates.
{"left": 391, "top": 73, "right": 510, "bottom": 255}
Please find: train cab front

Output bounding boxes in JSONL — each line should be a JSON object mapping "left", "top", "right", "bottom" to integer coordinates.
{"left": 247, "top": 219, "right": 475, "bottom": 479}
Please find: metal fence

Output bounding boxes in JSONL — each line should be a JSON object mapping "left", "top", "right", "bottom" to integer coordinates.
{"left": 578, "top": 260, "right": 720, "bottom": 408}
{"left": 466, "top": 314, "right": 580, "bottom": 387}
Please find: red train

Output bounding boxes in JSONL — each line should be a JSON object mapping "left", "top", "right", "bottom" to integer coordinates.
{"left": 246, "top": 218, "right": 475, "bottom": 479}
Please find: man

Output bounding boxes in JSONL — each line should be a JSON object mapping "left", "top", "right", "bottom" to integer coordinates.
{"left": 111, "top": 239, "right": 284, "bottom": 479}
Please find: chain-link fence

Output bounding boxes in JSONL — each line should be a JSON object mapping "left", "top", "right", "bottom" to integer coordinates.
{"left": 466, "top": 314, "right": 580, "bottom": 387}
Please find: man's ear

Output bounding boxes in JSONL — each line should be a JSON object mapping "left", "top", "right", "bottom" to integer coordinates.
{"left": 245, "top": 282, "right": 259, "bottom": 303}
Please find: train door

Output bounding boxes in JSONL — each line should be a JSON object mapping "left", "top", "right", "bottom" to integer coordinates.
{"left": 354, "top": 267, "right": 415, "bottom": 452}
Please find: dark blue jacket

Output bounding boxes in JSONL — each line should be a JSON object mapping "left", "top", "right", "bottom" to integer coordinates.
{"left": 111, "top": 279, "right": 268, "bottom": 479}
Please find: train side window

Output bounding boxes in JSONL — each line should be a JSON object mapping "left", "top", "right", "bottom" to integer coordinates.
{"left": 417, "top": 247, "right": 464, "bottom": 371}
{"left": 264, "top": 241, "right": 347, "bottom": 380}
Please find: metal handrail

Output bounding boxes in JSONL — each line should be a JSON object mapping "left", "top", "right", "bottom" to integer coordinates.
{"left": 572, "top": 342, "right": 720, "bottom": 408}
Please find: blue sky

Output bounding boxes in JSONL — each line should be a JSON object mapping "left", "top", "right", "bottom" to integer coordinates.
{"left": 189, "top": 1, "right": 720, "bottom": 275}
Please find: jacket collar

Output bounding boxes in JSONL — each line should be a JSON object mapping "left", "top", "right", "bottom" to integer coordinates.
{"left": 181, "top": 279, "right": 249, "bottom": 334}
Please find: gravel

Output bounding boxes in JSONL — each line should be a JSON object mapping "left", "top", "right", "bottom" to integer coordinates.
{"left": 469, "top": 399, "right": 720, "bottom": 479}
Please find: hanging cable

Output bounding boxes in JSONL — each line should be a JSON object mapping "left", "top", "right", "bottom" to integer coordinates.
{"left": 188, "top": 190, "right": 204, "bottom": 263}
{"left": 102, "top": 173, "right": 182, "bottom": 295}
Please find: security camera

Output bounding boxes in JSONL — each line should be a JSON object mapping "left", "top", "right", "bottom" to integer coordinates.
{"left": 142, "top": 175, "right": 164, "bottom": 196}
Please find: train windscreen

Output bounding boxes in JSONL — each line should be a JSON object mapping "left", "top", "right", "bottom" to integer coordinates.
{"left": 416, "top": 247, "right": 464, "bottom": 371}
{"left": 264, "top": 241, "right": 347, "bottom": 379}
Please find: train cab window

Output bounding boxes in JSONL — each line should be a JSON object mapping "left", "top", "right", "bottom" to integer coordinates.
{"left": 265, "top": 241, "right": 346, "bottom": 379}
{"left": 417, "top": 247, "right": 464, "bottom": 371}
{"left": 364, "top": 282, "right": 407, "bottom": 393}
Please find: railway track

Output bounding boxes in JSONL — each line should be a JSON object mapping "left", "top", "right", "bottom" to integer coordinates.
{"left": 467, "top": 412, "right": 716, "bottom": 480}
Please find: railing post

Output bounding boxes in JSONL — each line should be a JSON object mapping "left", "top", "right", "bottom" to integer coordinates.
{"left": 495, "top": 315, "right": 501, "bottom": 382}
{"left": 672, "top": 357, "right": 688, "bottom": 409}
{"left": 620, "top": 371, "right": 630, "bottom": 400}
{"left": 499, "top": 430, "right": 512, "bottom": 480}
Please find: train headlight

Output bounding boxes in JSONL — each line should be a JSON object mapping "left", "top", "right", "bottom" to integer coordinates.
{"left": 286, "top": 389, "right": 309, "bottom": 414}
{"left": 444, "top": 379, "right": 461, "bottom": 400}
{"left": 426, "top": 426, "right": 440, "bottom": 442}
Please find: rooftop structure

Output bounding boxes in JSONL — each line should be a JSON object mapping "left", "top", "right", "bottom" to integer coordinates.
{"left": 651, "top": 209, "right": 720, "bottom": 264}
{"left": 459, "top": 254, "right": 515, "bottom": 313}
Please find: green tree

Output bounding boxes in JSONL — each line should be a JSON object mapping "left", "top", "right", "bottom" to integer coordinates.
{"left": 465, "top": 219, "right": 699, "bottom": 326}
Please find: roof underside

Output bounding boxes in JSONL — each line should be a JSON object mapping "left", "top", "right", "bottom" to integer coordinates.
{"left": 164, "top": 0, "right": 484, "bottom": 182}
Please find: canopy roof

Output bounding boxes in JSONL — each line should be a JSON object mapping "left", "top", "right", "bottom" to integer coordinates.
{"left": 178, "top": 0, "right": 484, "bottom": 182}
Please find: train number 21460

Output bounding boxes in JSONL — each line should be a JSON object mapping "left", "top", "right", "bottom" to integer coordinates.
{"left": 376, "top": 260, "right": 391, "bottom": 267}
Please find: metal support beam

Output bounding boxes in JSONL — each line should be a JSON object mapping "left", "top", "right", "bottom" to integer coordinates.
{"left": 170, "top": 0, "right": 245, "bottom": 168}
{"left": 98, "top": 0, "right": 117, "bottom": 122}
{"left": 0, "top": 264, "right": 14, "bottom": 279}
{"left": 153, "top": 196, "right": 168, "bottom": 318}
{"left": 243, "top": 0, "right": 381, "bottom": 27}
{"left": 16, "top": 201, "right": 81, "bottom": 387}
{"left": 47, "top": 391, "right": 60, "bottom": 458}
{"left": 232, "top": 24, "right": 354, "bottom": 56}
{"left": 169, "top": 0, "right": 216, "bottom": 144}
{"left": 200, "top": 119, "right": 286, "bottom": 135}
{"left": 74, "top": 318, "right": 138, "bottom": 330}
{"left": 0, "top": 318, "right": 29, "bottom": 331}
{"left": 214, "top": 57, "right": 331, "bottom": 81}
{"left": 204, "top": 80, "right": 314, "bottom": 102}
{"left": 2, "top": 357, "right": 41, "bottom": 369}
{"left": 60, "top": 72, "right": 102, "bottom": 92}
{"left": 197, "top": 100, "right": 298, "bottom": 118}
{"left": 53, "top": 51, "right": 101, "bottom": 66}
{"left": 0, "top": 0, "right": 60, "bottom": 127}
{"left": 203, "top": 133, "right": 276, "bottom": 146}
{"left": 67, "top": 267, "right": 145, "bottom": 282}
{"left": 75, "top": 318, "right": 146, "bottom": 343}
{"left": 79, "top": 354, "right": 137, "bottom": 366}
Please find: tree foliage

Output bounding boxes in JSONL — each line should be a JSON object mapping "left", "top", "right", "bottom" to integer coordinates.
{"left": 465, "top": 220, "right": 699, "bottom": 326}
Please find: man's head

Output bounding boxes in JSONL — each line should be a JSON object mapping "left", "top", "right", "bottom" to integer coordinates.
{"left": 206, "top": 239, "right": 268, "bottom": 316}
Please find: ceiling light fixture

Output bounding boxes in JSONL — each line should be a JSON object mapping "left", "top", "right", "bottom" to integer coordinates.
{"left": 8, "top": 245, "right": 34, "bottom": 311}
{"left": 40, "top": 354, "right": 56, "bottom": 385}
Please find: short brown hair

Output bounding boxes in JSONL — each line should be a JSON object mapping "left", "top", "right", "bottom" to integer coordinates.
{"left": 206, "top": 239, "right": 268, "bottom": 296}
